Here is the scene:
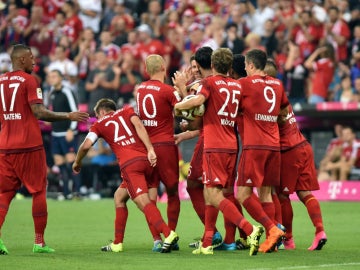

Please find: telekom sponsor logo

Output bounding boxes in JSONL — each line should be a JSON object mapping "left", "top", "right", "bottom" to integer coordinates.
{"left": 158, "top": 181, "right": 360, "bottom": 202}
{"left": 290, "top": 181, "right": 359, "bottom": 201}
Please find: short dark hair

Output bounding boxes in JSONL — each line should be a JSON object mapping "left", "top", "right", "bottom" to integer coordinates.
{"left": 10, "top": 44, "right": 31, "bottom": 62}
{"left": 195, "top": 46, "right": 213, "bottom": 70}
{"left": 232, "top": 54, "right": 246, "bottom": 78}
{"left": 94, "top": 98, "right": 117, "bottom": 115}
{"left": 245, "top": 49, "right": 267, "bottom": 71}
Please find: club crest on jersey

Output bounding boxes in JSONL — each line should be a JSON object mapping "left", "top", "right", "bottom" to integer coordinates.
{"left": 36, "top": 88, "right": 43, "bottom": 99}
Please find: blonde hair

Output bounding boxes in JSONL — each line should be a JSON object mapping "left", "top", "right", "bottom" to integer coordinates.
{"left": 145, "top": 54, "right": 165, "bottom": 76}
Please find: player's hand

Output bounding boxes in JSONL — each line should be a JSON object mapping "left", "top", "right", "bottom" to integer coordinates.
{"left": 148, "top": 149, "right": 157, "bottom": 167}
{"left": 72, "top": 162, "right": 82, "bottom": 174}
{"left": 179, "top": 119, "right": 189, "bottom": 131}
{"left": 174, "top": 133, "right": 186, "bottom": 145}
{"left": 68, "top": 111, "right": 89, "bottom": 122}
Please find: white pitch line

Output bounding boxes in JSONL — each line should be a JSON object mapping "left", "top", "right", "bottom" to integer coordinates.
{"left": 245, "top": 262, "right": 360, "bottom": 270}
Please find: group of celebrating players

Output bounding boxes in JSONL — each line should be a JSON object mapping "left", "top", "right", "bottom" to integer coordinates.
{"left": 0, "top": 44, "right": 326, "bottom": 256}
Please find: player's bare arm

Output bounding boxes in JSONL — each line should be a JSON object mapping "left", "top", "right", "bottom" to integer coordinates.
{"left": 31, "top": 103, "right": 89, "bottom": 122}
{"left": 174, "top": 94, "right": 205, "bottom": 114}
{"left": 174, "top": 130, "right": 200, "bottom": 145}
{"left": 73, "top": 138, "right": 93, "bottom": 174}
{"left": 130, "top": 115, "right": 157, "bottom": 167}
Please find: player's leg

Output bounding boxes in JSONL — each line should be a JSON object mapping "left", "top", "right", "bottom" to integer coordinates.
{"left": 0, "top": 167, "right": 16, "bottom": 255}
{"left": 124, "top": 160, "right": 178, "bottom": 253}
{"left": 278, "top": 193, "right": 295, "bottom": 249}
{"left": 101, "top": 185, "right": 129, "bottom": 252}
{"left": 297, "top": 190, "right": 327, "bottom": 250}
{"left": 0, "top": 154, "right": 18, "bottom": 255}
{"left": 154, "top": 145, "right": 180, "bottom": 232}
{"left": 215, "top": 190, "right": 237, "bottom": 251}
{"left": 148, "top": 187, "right": 163, "bottom": 252}
{"left": 19, "top": 150, "right": 54, "bottom": 253}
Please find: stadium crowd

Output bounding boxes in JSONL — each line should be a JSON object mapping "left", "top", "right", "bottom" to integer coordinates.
{"left": 2, "top": 0, "right": 354, "bottom": 255}
{"left": 0, "top": 0, "right": 359, "bottom": 107}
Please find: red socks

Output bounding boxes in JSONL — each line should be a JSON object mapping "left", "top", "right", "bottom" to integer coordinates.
{"left": 301, "top": 194, "right": 324, "bottom": 234}
{"left": 186, "top": 186, "right": 206, "bottom": 225}
{"left": 114, "top": 206, "right": 128, "bottom": 244}
{"left": 242, "top": 193, "right": 274, "bottom": 232}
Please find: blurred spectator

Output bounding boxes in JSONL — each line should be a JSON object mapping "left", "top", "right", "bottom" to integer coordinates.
{"left": 23, "top": 5, "right": 52, "bottom": 57}
{"left": 328, "top": 61, "right": 351, "bottom": 99}
{"left": 46, "top": 45, "right": 79, "bottom": 91}
{"left": 350, "top": 25, "right": 360, "bottom": 84}
{"left": 353, "top": 77, "right": 360, "bottom": 97}
{"left": 323, "top": 6, "right": 351, "bottom": 63}
{"left": 0, "top": 46, "right": 12, "bottom": 74}
{"left": 34, "top": 0, "right": 65, "bottom": 23}
{"left": 98, "top": 30, "right": 121, "bottom": 64}
{"left": 47, "top": 69, "right": 82, "bottom": 199}
{"left": 274, "top": 0, "right": 295, "bottom": 40}
{"left": 318, "top": 124, "right": 343, "bottom": 181}
{"left": 333, "top": 75, "right": 358, "bottom": 102}
{"left": 227, "top": 3, "right": 250, "bottom": 38}
{"left": 77, "top": 0, "right": 102, "bottom": 35}
{"left": 323, "top": 126, "right": 358, "bottom": 181}
{"left": 284, "top": 41, "right": 308, "bottom": 104}
{"left": 3, "top": 3, "right": 28, "bottom": 49}
{"left": 180, "top": 8, "right": 196, "bottom": 34}
{"left": 261, "top": 18, "right": 278, "bottom": 58}
{"left": 304, "top": 43, "right": 336, "bottom": 103}
{"left": 220, "top": 22, "right": 245, "bottom": 55}
{"left": 73, "top": 27, "right": 97, "bottom": 103}
{"left": 140, "top": 0, "right": 162, "bottom": 38}
{"left": 136, "top": 23, "right": 169, "bottom": 79}
{"left": 290, "top": 10, "right": 322, "bottom": 60}
{"left": 117, "top": 52, "right": 142, "bottom": 106}
{"left": 85, "top": 50, "right": 121, "bottom": 115}
{"left": 163, "top": 22, "right": 184, "bottom": 77}
{"left": 243, "top": 31, "right": 266, "bottom": 54}
{"left": 101, "top": 0, "right": 117, "bottom": 31}
{"left": 245, "top": 0, "right": 275, "bottom": 36}
{"left": 61, "top": 0, "right": 83, "bottom": 49}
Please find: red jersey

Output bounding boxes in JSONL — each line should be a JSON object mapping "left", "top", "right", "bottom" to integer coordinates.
{"left": 238, "top": 75, "right": 289, "bottom": 150}
{"left": 0, "top": 71, "right": 44, "bottom": 153}
{"left": 198, "top": 75, "right": 241, "bottom": 152}
{"left": 87, "top": 106, "right": 147, "bottom": 167}
{"left": 328, "top": 19, "right": 351, "bottom": 61}
{"left": 63, "top": 15, "right": 83, "bottom": 43}
{"left": 136, "top": 80, "right": 180, "bottom": 144}
{"left": 311, "top": 58, "right": 334, "bottom": 99}
{"left": 291, "top": 23, "right": 322, "bottom": 58}
{"left": 279, "top": 105, "right": 306, "bottom": 151}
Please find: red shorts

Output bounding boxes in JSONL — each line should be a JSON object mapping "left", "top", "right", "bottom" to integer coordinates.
{"left": 280, "top": 142, "right": 319, "bottom": 195}
{"left": 0, "top": 149, "right": 47, "bottom": 194}
{"left": 188, "top": 136, "right": 204, "bottom": 182}
{"left": 120, "top": 159, "right": 153, "bottom": 199}
{"left": 237, "top": 149, "right": 280, "bottom": 187}
{"left": 202, "top": 152, "right": 237, "bottom": 188}
{"left": 150, "top": 144, "right": 179, "bottom": 189}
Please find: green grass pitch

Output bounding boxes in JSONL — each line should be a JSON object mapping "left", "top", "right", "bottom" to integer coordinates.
{"left": 1, "top": 198, "right": 359, "bottom": 270}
